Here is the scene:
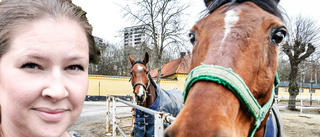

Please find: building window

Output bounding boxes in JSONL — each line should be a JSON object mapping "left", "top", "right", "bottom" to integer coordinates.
{"left": 134, "top": 38, "right": 141, "bottom": 41}
{"left": 284, "top": 88, "right": 288, "bottom": 92}
{"left": 310, "top": 89, "right": 315, "bottom": 93}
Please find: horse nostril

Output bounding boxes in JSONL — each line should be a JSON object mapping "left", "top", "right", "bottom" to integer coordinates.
{"left": 136, "top": 95, "right": 144, "bottom": 102}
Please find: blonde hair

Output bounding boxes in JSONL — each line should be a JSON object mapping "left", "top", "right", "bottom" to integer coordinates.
{"left": 0, "top": 0, "right": 99, "bottom": 63}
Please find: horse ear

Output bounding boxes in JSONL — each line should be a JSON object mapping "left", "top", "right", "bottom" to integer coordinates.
{"left": 204, "top": 0, "right": 211, "bottom": 7}
{"left": 129, "top": 55, "right": 135, "bottom": 66}
{"left": 144, "top": 52, "right": 149, "bottom": 64}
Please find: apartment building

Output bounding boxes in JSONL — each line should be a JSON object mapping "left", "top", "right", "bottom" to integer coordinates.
{"left": 124, "top": 24, "right": 157, "bottom": 49}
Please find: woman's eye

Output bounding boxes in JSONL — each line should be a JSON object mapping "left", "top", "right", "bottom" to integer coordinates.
{"left": 66, "top": 65, "right": 84, "bottom": 71}
{"left": 21, "top": 62, "right": 42, "bottom": 70}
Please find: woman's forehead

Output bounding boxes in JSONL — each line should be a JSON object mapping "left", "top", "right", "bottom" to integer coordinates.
{"left": 5, "top": 19, "right": 89, "bottom": 61}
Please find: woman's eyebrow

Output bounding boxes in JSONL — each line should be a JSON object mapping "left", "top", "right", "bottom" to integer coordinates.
{"left": 18, "top": 53, "right": 50, "bottom": 62}
{"left": 64, "top": 54, "right": 88, "bottom": 61}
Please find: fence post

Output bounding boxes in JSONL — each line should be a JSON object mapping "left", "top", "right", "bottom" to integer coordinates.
{"left": 106, "top": 96, "right": 111, "bottom": 134}
{"left": 107, "top": 96, "right": 176, "bottom": 137}
{"left": 112, "top": 97, "right": 116, "bottom": 137}
{"left": 132, "top": 96, "right": 135, "bottom": 127}
{"left": 154, "top": 112, "right": 165, "bottom": 137}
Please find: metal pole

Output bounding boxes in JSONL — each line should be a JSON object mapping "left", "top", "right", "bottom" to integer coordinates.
{"left": 116, "top": 125, "right": 127, "bottom": 137}
{"left": 112, "top": 96, "right": 176, "bottom": 124}
{"left": 300, "top": 91, "right": 303, "bottom": 113}
{"left": 132, "top": 96, "right": 135, "bottom": 128}
{"left": 106, "top": 96, "right": 111, "bottom": 133}
{"left": 165, "top": 115, "right": 176, "bottom": 124}
{"left": 112, "top": 97, "right": 116, "bottom": 137}
{"left": 310, "top": 81, "right": 313, "bottom": 106}
{"left": 300, "top": 83, "right": 303, "bottom": 114}
{"left": 310, "top": 93, "right": 312, "bottom": 106}
{"left": 115, "top": 97, "right": 158, "bottom": 115}
{"left": 154, "top": 112, "right": 165, "bottom": 137}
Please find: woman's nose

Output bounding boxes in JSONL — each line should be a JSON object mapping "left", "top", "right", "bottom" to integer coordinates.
{"left": 41, "top": 70, "right": 69, "bottom": 102}
{"left": 42, "top": 87, "right": 69, "bottom": 102}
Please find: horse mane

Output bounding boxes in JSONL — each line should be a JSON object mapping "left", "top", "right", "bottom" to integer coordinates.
{"left": 132, "top": 60, "right": 146, "bottom": 67}
{"left": 205, "top": 0, "right": 283, "bottom": 20}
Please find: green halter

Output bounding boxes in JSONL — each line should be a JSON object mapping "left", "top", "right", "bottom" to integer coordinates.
{"left": 183, "top": 64, "right": 279, "bottom": 137}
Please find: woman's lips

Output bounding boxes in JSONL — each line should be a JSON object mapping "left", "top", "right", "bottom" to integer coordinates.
{"left": 33, "top": 108, "right": 67, "bottom": 122}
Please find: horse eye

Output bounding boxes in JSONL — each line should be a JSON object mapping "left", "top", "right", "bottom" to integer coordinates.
{"left": 271, "top": 27, "right": 287, "bottom": 45}
{"left": 130, "top": 72, "right": 133, "bottom": 75}
{"left": 189, "top": 32, "right": 196, "bottom": 45}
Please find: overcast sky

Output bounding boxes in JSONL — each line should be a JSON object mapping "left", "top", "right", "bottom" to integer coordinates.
{"left": 72, "top": 0, "right": 320, "bottom": 44}
{"left": 0, "top": 0, "right": 318, "bottom": 43}
{"left": 73, "top": 0, "right": 205, "bottom": 44}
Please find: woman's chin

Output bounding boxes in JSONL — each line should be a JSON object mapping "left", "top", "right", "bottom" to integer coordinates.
{"left": 31, "top": 126, "right": 69, "bottom": 137}
{"left": 27, "top": 116, "right": 72, "bottom": 137}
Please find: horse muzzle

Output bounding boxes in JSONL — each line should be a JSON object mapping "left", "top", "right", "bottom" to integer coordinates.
{"left": 132, "top": 82, "right": 149, "bottom": 104}
{"left": 134, "top": 90, "right": 147, "bottom": 104}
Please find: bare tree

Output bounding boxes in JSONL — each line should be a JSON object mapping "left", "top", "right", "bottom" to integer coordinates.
{"left": 89, "top": 37, "right": 126, "bottom": 76}
{"left": 120, "top": 0, "right": 190, "bottom": 84}
{"left": 277, "top": 54, "right": 290, "bottom": 81}
{"left": 281, "top": 15, "right": 319, "bottom": 110}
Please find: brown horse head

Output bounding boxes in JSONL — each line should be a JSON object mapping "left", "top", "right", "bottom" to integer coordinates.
{"left": 129, "top": 52, "right": 150, "bottom": 105}
{"left": 165, "top": 0, "right": 286, "bottom": 137}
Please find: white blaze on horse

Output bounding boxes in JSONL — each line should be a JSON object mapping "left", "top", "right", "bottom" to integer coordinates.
{"left": 165, "top": 0, "right": 286, "bottom": 137}
{"left": 129, "top": 52, "right": 183, "bottom": 137}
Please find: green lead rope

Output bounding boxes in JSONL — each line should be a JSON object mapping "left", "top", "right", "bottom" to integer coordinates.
{"left": 183, "top": 64, "right": 279, "bottom": 137}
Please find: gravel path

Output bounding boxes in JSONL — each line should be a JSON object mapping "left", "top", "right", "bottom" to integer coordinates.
{"left": 68, "top": 101, "right": 108, "bottom": 137}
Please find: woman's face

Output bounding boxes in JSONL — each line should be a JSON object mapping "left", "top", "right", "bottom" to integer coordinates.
{"left": 0, "top": 19, "right": 89, "bottom": 137}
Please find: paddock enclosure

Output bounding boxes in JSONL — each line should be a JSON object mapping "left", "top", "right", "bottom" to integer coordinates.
{"left": 106, "top": 95, "right": 176, "bottom": 137}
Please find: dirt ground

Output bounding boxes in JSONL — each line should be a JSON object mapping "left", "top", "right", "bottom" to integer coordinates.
{"left": 69, "top": 101, "right": 320, "bottom": 137}
{"left": 68, "top": 112, "right": 107, "bottom": 137}
{"left": 279, "top": 101, "right": 320, "bottom": 137}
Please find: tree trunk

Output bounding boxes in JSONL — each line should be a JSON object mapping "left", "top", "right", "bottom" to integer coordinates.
{"left": 288, "top": 62, "right": 299, "bottom": 110}
{"left": 288, "top": 94, "right": 297, "bottom": 110}
{"left": 156, "top": 65, "right": 161, "bottom": 85}
{"left": 156, "top": 55, "right": 161, "bottom": 85}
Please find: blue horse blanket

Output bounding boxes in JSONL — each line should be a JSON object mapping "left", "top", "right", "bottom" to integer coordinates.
{"left": 132, "top": 78, "right": 183, "bottom": 137}
{"left": 264, "top": 104, "right": 283, "bottom": 137}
